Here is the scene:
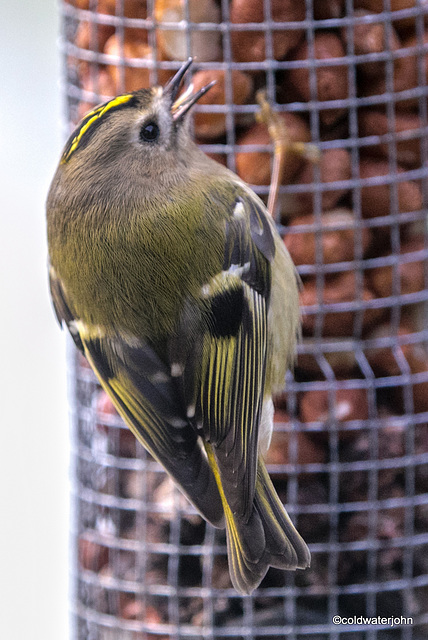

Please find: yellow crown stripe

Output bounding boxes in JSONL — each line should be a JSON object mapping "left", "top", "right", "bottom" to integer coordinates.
{"left": 62, "top": 93, "right": 134, "bottom": 163}
{"left": 66, "top": 112, "right": 103, "bottom": 159}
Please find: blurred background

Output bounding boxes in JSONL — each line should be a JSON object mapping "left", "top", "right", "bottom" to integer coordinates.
{"left": 0, "top": 2, "right": 69, "bottom": 639}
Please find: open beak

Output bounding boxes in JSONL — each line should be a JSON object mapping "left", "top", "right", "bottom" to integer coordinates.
{"left": 164, "top": 58, "right": 216, "bottom": 122}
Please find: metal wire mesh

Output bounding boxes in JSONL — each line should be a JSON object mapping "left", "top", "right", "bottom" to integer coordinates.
{"left": 61, "top": 0, "right": 428, "bottom": 638}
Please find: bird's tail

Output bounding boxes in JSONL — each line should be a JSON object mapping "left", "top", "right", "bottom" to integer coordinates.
{"left": 206, "top": 446, "right": 310, "bottom": 595}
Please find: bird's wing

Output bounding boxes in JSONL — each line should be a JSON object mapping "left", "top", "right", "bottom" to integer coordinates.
{"left": 168, "top": 191, "right": 275, "bottom": 522}
{"left": 49, "top": 268, "right": 225, "bottom": 528}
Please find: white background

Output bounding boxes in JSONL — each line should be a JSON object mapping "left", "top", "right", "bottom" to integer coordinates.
{"left": 0, "top": 2, "right": 70, "bottom": 638}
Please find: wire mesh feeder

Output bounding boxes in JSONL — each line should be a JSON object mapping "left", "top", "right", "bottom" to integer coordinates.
{"left": 61, "top": 0, "right": 428, "bottom": 638}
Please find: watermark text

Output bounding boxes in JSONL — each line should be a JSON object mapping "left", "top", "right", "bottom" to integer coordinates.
{"left": 332, "top": 615, "right": 413, "bottom": 627}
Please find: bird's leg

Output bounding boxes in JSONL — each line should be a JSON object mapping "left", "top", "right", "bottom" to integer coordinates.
{"left": 255, "top": 90, "right": 320, "bottom": 217}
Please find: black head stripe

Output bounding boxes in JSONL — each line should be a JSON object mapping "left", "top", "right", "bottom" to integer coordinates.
{"left": 61, "top": 94, "right": 138, "bottom": 163}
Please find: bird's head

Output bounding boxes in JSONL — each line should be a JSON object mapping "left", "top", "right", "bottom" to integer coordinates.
{"left": 59, "top": 58, "right": 215, "bottom": 187}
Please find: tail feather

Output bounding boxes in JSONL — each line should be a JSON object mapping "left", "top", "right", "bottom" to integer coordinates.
{"left": 224, "top": 460, "right": 310, "bottom": 594}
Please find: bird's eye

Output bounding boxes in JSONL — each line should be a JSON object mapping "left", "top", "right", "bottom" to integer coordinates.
{"left": 139, "top": 121, "right": 160, "bottom": 143}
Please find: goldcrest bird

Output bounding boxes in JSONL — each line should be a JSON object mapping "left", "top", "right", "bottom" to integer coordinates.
{"left": 46, "top": 58, "right": 310, "bottom": 594}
